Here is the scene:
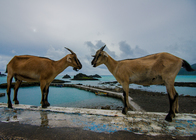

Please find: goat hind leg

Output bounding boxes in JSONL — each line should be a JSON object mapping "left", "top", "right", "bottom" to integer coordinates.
{"left": 7, "top": 75, "right": 13, "bottom": 108}
{"left": 122, "top": 90, "right": 127, "bottom": 114}
{"left": 174, "top": 90, "right": 179, "bottom": 113}
{"left": 13, "top": 79, "right": 22, "bottom": 104}
{"left": 165, "top": 87, "right": 177, "bottom": 122}
{"left": 122, "top": 85, "right": 129, "bottom": 115}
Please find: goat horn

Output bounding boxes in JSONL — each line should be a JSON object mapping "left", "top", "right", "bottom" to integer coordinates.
{"left": 65, "top": 47, "right": 75, "bottom": 54}
{"left": 91, "top": 55, "right": 95, "bottom": 57}
{"left": 100, "top": 45, "right": 106, "bottom": 51}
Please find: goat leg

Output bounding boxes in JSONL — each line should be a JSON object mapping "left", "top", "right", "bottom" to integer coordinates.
{"left": 13, "top": 79, "right": 22, "bottom": 104}
{"left": 174, "top": 91, "right": 179, "bottom": 113}
{"left": 165, "top": 93, "right": 178, "bottom": 122}
{"left": 44, "top": 85, "right": 50, "bottom": 106}
{"left": 122, "top": 90, "right": 128, "bottom": 115}
{"left": 7, "top": 75, "right": 13, "bottom": 108}
{"left": 7, "top": 89, "right": 12, "bottom": 108}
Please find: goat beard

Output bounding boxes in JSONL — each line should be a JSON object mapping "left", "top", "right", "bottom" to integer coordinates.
{"left": 93, "top": 64, "right": 96, "bottom": 67}
{"left": 73, "top": 67, "right": 78, "bottom": 71}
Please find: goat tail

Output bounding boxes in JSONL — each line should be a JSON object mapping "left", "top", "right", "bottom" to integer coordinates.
{"left": 182, "top": 60, "right": 195, "bottom": 72}
{"left": 5, "top": 65, "right": 8, "bottom": 73}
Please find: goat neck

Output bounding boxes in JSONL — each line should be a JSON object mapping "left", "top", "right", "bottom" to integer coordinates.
{"left": 104, "top": 54, "right": 118, "bottom": 74}
{"left": 54, "top": 56, "right": 69, "bottom": 74}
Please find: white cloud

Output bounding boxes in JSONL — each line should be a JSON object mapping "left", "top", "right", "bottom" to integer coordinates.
{"left": 11, "top": 50, "right": 16, "bottom": 54}
{"left": 0, "top": 0, "right": 195, "bottom": 74}
{"left": 0, "top": 55, "right": 12, "bottom": 73}
{"left": 45, "top": 47, "right": 66, "bottom": 60}
{"left": 166, "top": 39, "right": 196, "bottom": 64}
{"left": 119, "top": 41, "right": 148, "bottom": 59}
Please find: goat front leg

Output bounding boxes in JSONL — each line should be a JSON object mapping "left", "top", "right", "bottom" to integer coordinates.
{"left": 13, "top": 79, "right": 22, "bottom": 104}
{"left": 40, "top": 81, "right": 47, "bottom": 108}
{"left": 44, "top": 85, "right": 50, "bottom": 107}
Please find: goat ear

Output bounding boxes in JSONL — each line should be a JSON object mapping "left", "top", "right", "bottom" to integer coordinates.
{"left": 67, "top": 55, "right": 72, "bottom": 63}
{"left": 103, "top": 52, "right": 108, "bottom": 57}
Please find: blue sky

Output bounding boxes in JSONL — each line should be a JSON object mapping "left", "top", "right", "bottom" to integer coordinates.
{"left": 0, "top": 0, "right": 196, "bottom": 75}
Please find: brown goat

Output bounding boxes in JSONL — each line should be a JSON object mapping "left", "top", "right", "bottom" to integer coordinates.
{"left": 6, "top": 48, "right": 82, "bottom": 108}
{"left": 91, "top": 45, "right": 195, "bottom": 122}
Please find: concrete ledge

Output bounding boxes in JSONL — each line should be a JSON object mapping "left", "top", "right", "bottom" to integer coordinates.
{"left": 1, "top": 103, "right": 195, "bottom": 120}
{"left": 0, "top": 103, "right": 196, "bottom": 136}
{"left": 74, "top": 85, "right": 144, "bottom": 112}
{"left": 0, "top": 103, "right": 125, "bottom": 117}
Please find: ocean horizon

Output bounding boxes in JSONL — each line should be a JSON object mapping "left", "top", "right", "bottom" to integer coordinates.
{"left": 0, "top": 74, "right": 196, "bottom": 95}
{"left": 0, "top": 75, "right": 195, "bottom": 107}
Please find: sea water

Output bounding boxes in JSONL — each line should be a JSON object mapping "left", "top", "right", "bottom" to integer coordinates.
{"left": 98, "top": 75, "right": 196, "bottom": 96}
{"left": 0, "top": 75, "right": 123, "bottom": 108}
{"left": 0, "top": 75, "right": 195, "bottom": 107}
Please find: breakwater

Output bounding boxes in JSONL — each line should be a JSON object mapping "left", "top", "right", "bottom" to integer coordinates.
{"left": 49, "top": 83, "right": 144, "bottom": 111}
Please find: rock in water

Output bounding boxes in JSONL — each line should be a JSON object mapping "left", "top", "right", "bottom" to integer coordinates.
{"left": 72, "top": 73, "right": 98, "bottom": 80}
{"left": 62, "top": 74, "right": 71, "bottom": 78}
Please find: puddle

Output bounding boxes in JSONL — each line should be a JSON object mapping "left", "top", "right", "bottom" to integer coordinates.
{"left": 0, "top": 106, "right": 196, "bottom": 136}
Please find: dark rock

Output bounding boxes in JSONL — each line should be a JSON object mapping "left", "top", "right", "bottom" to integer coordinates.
{"left": 0, "top": 72, "right": 6, "bottom": 77}
{"left": 174, "top": 82, "right": 196, "bottom": 87}
{"left": 160, "top": 82, "right": 196, "bottom": 87}
{"left": 52, "top": 79, "right": 69, "bottom": 83}
{"left": 62, "top": 74, "right": 71, "bottom": 79}
{"left": 100, "top": 81, "right": 118, "bottom": 84}
{"left": 89, "top": 74, "right": 101, "bottom": 78}
{"left": 0, "top": 93, "right": 5, "bottom": 97}
{"left": 72, "top": 73, "right": 98, "bottom": 80}
{"left": 0, "top": 79, "right": 69, "bottom": 88}
{"left": 101, "top": 105, "right": 111, "bottom": 109}
{"left": 0, "top": 82, "right": 40, "bottom": 88}
{"left": 76, "top": 83, "right": 83, "bottom": 85}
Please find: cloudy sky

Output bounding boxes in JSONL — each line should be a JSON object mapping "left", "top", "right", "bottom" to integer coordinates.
{"left": 0, "top": 0, "right": 196, "bottom": 75}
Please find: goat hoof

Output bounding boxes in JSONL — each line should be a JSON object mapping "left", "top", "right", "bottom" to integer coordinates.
{"left": 165, "top": 114, "right": 172, "bottom": 122}
{"left": 8, "top": 104, "right": 12, "bottom": 108}
{"left": 45, "top": 102, "right": 50, "bottom": 106}
{"left": 14, "top": 100, "right": 19, "bottom": 104}
{"left": 122, "top": 108, "right": 127, "bottom": 115}
{"left": 42, "top": 105, "right": 48, "bottom": 108}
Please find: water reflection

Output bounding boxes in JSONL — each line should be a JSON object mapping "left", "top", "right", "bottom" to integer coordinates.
{"left": 5, "top": 109, "right": 18, "bottom": 122}
{"left": 0, "top": 108, "right": 50, "bottom": 127}
{"left": 40, "top": 111, "right": 49, "bottom": 127}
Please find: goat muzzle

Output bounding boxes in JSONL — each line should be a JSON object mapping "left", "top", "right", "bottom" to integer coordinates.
{"left": 73, "top": 65, "right": 82, "bottom": 71}
{"left": 92, "top": 62, "right": 96, "bottom": 67}
{"left": 91, "top": 58, "right": 96, "bottom": 67}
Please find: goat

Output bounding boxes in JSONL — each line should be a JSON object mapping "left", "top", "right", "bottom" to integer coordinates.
{"left": 91, "top": 45, "right": 195, "bottom": 122}
{"left": 6, "top": 47, "right": 82, "bottom": 108}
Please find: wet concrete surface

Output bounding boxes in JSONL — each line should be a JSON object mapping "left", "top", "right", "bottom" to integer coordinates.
{"left": 0, "top": 103, "right": 196, "bottom": 139}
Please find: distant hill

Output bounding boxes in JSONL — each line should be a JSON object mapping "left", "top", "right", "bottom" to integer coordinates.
{"left": 178, "top": 63, "right": 196, "bottom": 75}
{"left": 72, "top": 73, "right": 99, "bottom": 80}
